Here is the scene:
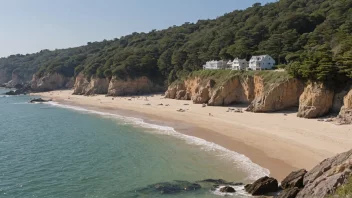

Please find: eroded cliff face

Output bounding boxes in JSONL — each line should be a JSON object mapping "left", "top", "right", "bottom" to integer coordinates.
{"left": 247, "top": 78, "right": 304, "bottom": 112}
{"left": 107, "top": 76, "right": 164, "bottom": 96}
{"left": 297, "top": 82, "right": 334, "bottom": 118}
{"left": 73, "top": 73, "right": 109, "bottom": 95}
{"left": 336, "top": 88, "right": 352, "bottom": 124}
{"left": 165, "top": 75, "right": 303, "bottom": 112}
{"left": 31, "top": 73, "right": 72, "bottom": 92}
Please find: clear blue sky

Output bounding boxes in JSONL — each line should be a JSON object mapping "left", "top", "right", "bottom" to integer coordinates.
{"left": 0, "top": 0, "right": 274, "bottom": 58}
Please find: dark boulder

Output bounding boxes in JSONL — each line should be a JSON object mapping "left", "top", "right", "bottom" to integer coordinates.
{"left": 281, "top": 169, "right": 307, "bottom": 189}
{"left": 137, "top": 181, "right": 201, "bottom": 195}
{"left": 275, "top": 187, "right": 301, "bottom": 198}
{"left": 4, "top": 90, "right": 16, "bottom": 95}
{"left": 30, "top": 98, "right": 51, "bottom": 103}
{"left": 219, "top": 186, "right": 236, "bottom": 193}
{"left": 245, "top": 176, "right": 279, "bottom": 196}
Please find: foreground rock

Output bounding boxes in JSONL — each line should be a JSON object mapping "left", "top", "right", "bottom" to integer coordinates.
{"left": 219, "top": 186, "right": 236, "bottom": 193}
{"left": 276, "top": 187, "right": 301, "bottom": 198}
{"left": 297, "top": 82, "right": 334, "bottom": 118}
{"left": 281, "top": 169, "right": 307, "bottom": 189}
{"left": 296, "top": 149, "right": 352, "bottom": 198}
{"left": 244, "top": 176, "right": 278, "bottom": 196}
{"left": 29, "top": 98, "right": 51, "bottom": 103}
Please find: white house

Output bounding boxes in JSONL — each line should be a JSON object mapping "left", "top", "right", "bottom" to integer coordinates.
{"left": 203, "top": 60, "right": 229, "bottom": 70}
{"left": 248, "top": 55, "right": 275, "bottom": 70}
{"left": 228, "top": 58, "right": 248, "bottom": 70}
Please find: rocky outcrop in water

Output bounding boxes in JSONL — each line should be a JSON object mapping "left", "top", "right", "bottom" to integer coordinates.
{"left": 136, "top": 180, "right": 201, "bottom": 195}
{"left": 73, "top": 73, "right": 109, "bottom": 95}
{"left": 4, "top": 84, "right": 31, "bottom": 95}
{"left": 297, "top": 82, "right": 334, "bottom": 118}
{"left": 245, "top": 176, "right": 279, "bottom": 196}
{"left": 247, "top": 78, "right": 304, "bottom": 112}
{"left": 31, "top": 73, "right": 73, "bottom": 92}
{"left": 29, "top": 98, "right": 52, "bottom": 103}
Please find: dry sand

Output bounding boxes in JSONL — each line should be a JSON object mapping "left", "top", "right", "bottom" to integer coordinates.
{"left": 35, "top": 90, "right": 352, "bottom": 180}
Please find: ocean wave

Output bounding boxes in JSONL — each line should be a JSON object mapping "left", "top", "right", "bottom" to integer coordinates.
{"left": 46, "top": 101, "right": 270, "bottom": 180}
{"left": 0, "top": 95, "right": 11, "bottom": 98}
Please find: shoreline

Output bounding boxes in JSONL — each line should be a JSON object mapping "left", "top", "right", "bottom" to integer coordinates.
{"left": 35, "top": 90, "right": 352, "bottom": 180}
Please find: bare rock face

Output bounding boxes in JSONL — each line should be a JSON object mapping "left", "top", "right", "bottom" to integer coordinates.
{"left": 276, "top": 187, "right": 301, "bottom": 198}
{"left": 296, "top": 149, "right": 352, "bottom": 198}
{"left": 297, "top": 82, "right": 334, "bottom": 118}
{"left": 281, "top": 169, "right": 307, "bottom": 189}
{"left": 208, "top": 77, "right": 255, "bottom": 106}
{"left": 247, "top": 79, "right": 304, "bottom": 112}
{"left": 31, "top": 73, "right": 70, "bottom": 92}
{"left": 244, "top": 176, "right": 279, "bottom": 196}
{"left": 192, "top": 87, "right": 210, "bottom": 104}
{"left": 175, "top": 90, "right": 186, "bottom": 100}
{"left": 165, "top": 82, "right": 185, "bottom": 99}
{"left": 73, "top": 73, "right": 109, "bottom": 95}
{"left": 108, "top": 76, "right": 163, "bottom": 96}
{"left": 336, "top": 88, "right": 352, "bottom": 124}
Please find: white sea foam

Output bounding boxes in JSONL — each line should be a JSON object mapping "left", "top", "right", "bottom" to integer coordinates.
{"left": 0, "top": 95, "right": 11, "bottom": 98}
{"left": 46, "top": 101, "right": 270, "bottom": 180}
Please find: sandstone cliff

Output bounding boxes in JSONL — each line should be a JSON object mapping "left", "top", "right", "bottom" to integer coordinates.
{"left": 297, "top": 82, "right": 334, "bottom": 118}
{"left": 31, "top": 73, "right": 73, "bottom": 92}
{"left": 73, "top": 73, "right": 164, "bottom": 96}
{"left": 73, "top": 73, "right": 109, "bottom": 95}
{"left": 247, "top": 78, "right": 304, "bottom": 112}
{"left": 107, "top": 76, "right": 164, "bottom": 96}
{"left": 336, "top": 88, "right": 352, "bottom": 124}
{"left": 165, "top": 73, "right": 303, "bottom": 112}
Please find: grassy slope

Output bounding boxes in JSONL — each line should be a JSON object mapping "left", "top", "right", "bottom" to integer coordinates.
{"left": 330, "top": 176, "right": 352, "bottom": 197}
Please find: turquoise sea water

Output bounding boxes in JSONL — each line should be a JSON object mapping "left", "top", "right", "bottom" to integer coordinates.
{"left": 0, "top": 88, "right": 268, "bottom": 198}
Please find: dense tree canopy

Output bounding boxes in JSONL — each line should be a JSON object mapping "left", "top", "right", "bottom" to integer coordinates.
{"left": 0, "top": 0, "right": 351, "bottom": 85}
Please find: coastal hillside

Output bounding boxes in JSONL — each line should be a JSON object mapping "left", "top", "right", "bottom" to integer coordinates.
{"left": 0, "top": 0, "right": 351, "bottom": 90}
{"left": 164, "top": 70, "right": 352, "bottom": 122}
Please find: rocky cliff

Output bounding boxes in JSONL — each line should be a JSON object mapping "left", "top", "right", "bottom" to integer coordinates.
{"left": 165, "top": 73, "right": 303, "bottom": 112}
{"left": 336, "top": 88, "right": 352, "bottom": 124}
{"left": 297, "top": 82, "right": 334, "bottom": 118}
{"left": 247, "top": 78, "right": 304, "bottom": 112}
{"left": 107, "top": 76, "right": 164, "bottom": 96}
{"left": 31, "top": 73, "right": 73, "bottom": 92}
{"left": 73, "top": 73, "right": 164, "bottom": 96}
{"left": 73, "top": 73, "right": 109, "bottom": 95}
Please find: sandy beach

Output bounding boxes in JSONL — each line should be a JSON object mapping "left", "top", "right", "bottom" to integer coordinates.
{"left": 35, "top": 90, "right": 352, "bottom": 180}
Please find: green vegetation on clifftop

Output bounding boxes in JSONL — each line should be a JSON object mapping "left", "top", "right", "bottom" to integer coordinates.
{"left": 0, "top": 0, "right": 351, "bottom": 86}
